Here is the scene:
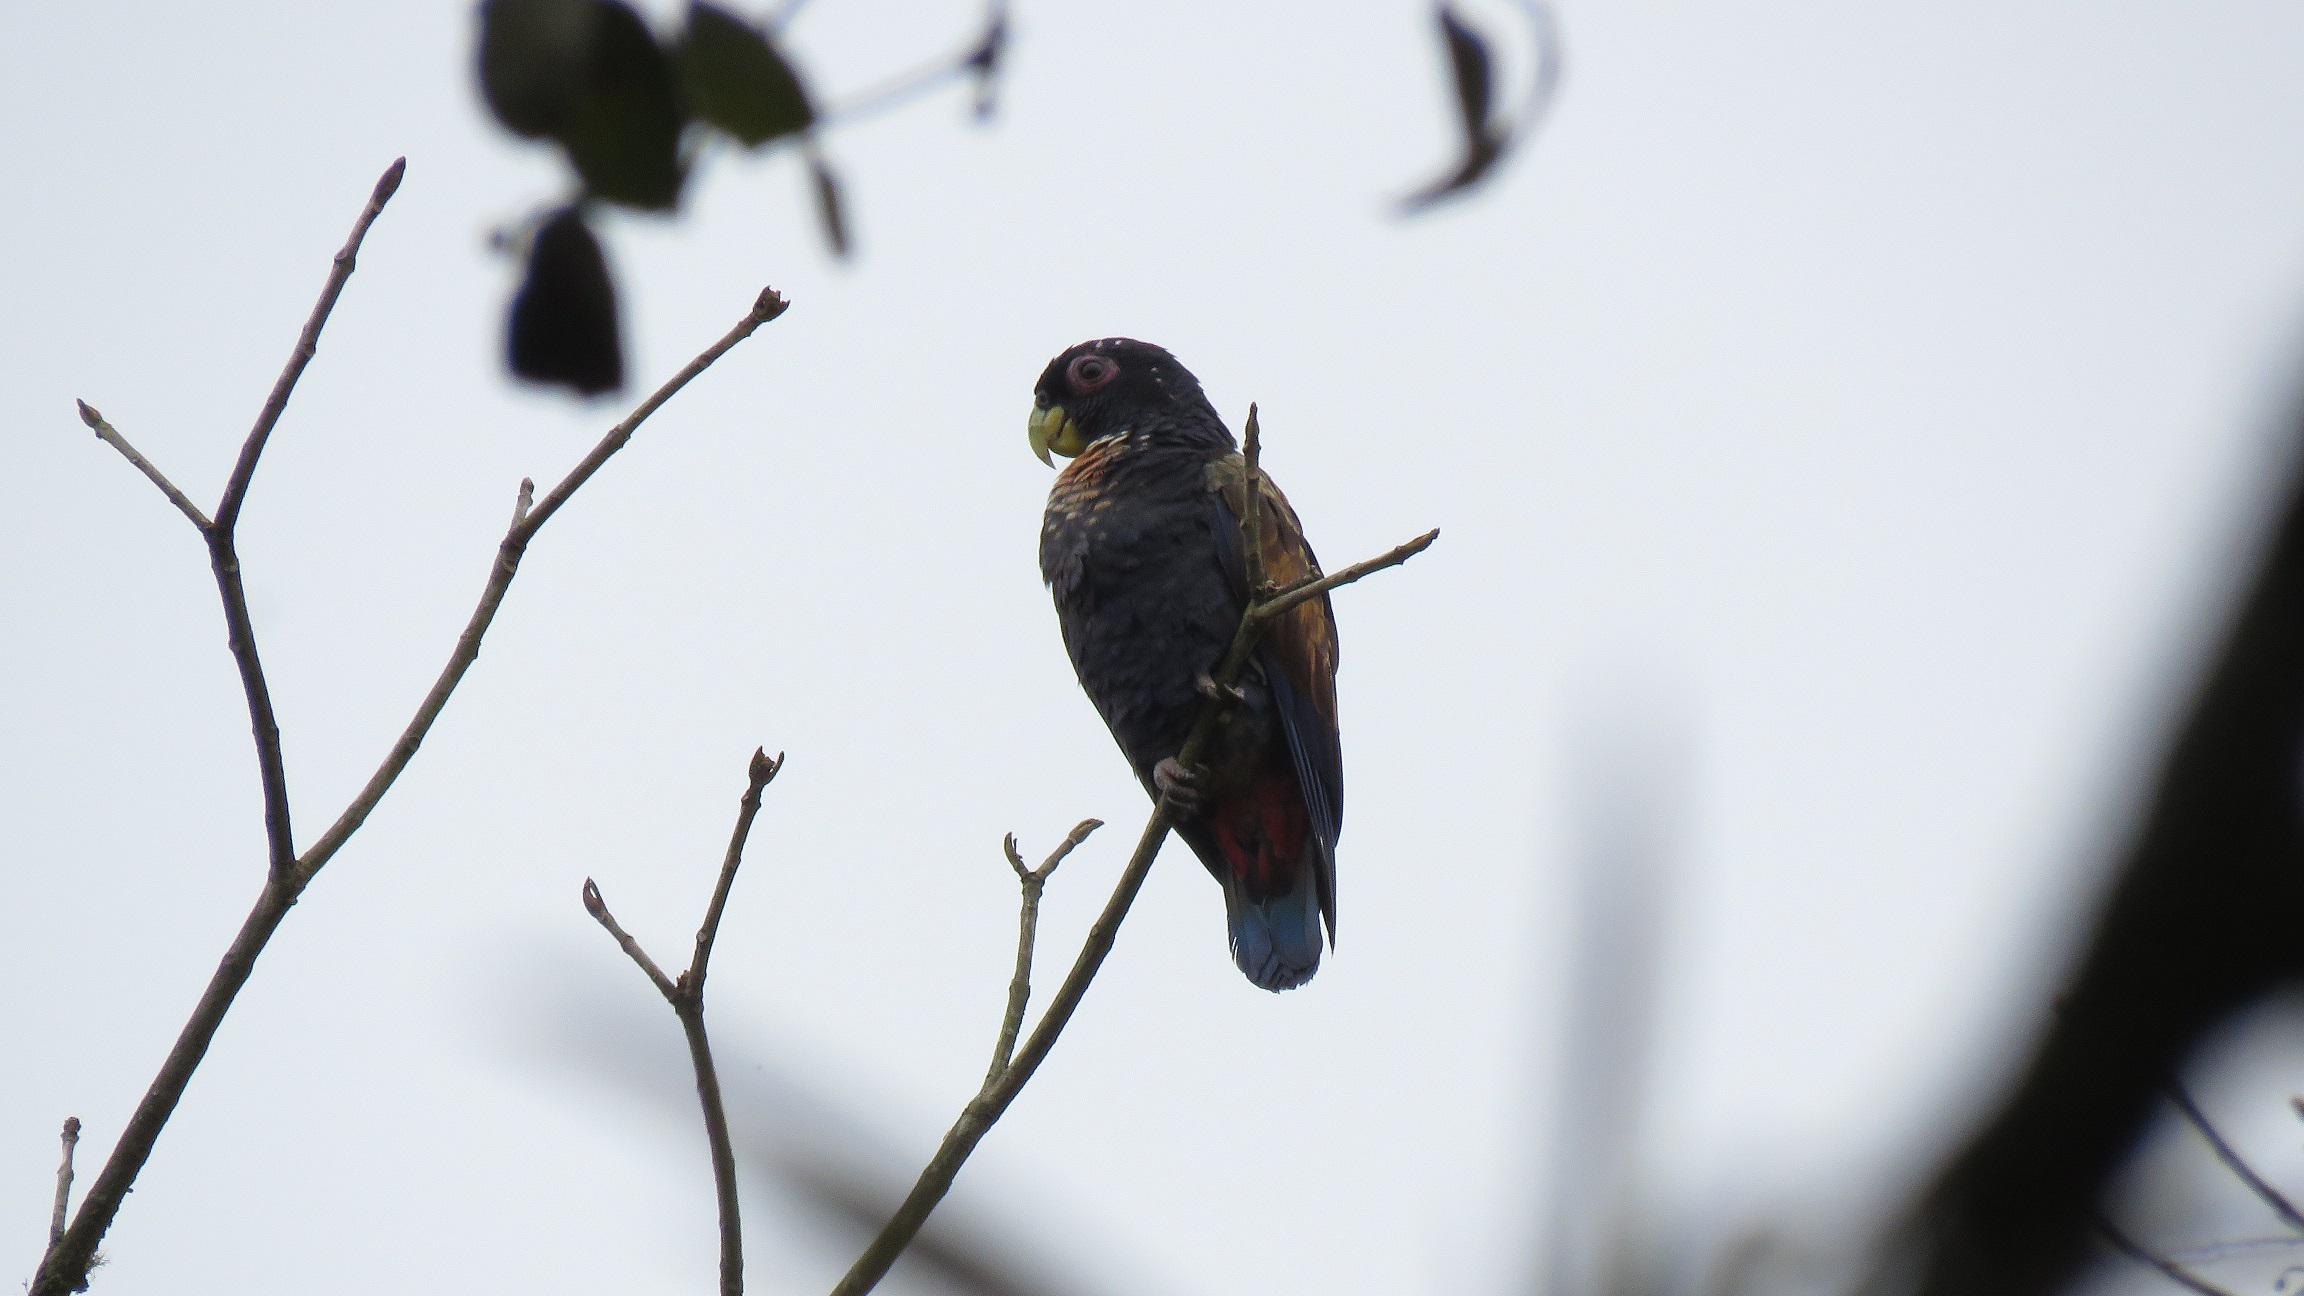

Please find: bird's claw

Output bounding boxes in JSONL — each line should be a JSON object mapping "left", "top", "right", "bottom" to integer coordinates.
{"left": 1194, "top": 672, "right": 1247, "bottom": 707}
{"left": 1154, "top": 757, "right": 1206, "bottom": 818}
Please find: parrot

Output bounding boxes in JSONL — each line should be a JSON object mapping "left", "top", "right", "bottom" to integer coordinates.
{"left": 1027, "top": 338, "right": 1343, "bottom": 992}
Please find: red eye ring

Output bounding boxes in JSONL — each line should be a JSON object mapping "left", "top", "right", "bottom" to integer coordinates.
{"left": 1068, "top": 354, "right": 1117, "bottom": 391}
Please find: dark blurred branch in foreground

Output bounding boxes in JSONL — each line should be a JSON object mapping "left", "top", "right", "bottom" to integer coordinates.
{"left": 1867, "top": 386, "right": 2304, "bottom": 1293}
{"left": 585, "top": 748, "right": 785, "bottom": 1296}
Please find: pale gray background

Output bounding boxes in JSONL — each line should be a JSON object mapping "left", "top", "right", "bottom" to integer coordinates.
{"left": 11, "top": 2, "right": 2304, "bottom": 1292}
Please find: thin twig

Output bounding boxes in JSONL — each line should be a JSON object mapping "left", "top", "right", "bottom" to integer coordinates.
{"left": 48, "top": 1118, "right": 80, "bottom": 1248}
{"left": 582, "top": 880, "right": 679, "bottom": 999}
{"left": 586, "top": 749, "right": 783, "bottom": 1296}
{"left": 2097, "top": 1213, "right": 2245, "bottom": 1296}
{"left": 814, "top": 2, "right": 1007, "bottom": 129}
{"left": 831, "top": 516, "right": 1436, "bottom": 1295}
{"left": 2169, "top": 1082, "right": 2304, "bottom": 1235}
{"left": 688, "top": 748, "right": 784, "bottom": 994}
{"left": 74, "top": 403, "right": 210, "bottom": 529}
{"left": 984, "top": 820, "right": 1102, "bottom": 1087}
{"left": 1238, "top": 403, "right": 1266, "bottom": 598}
{"left": 212, "top": 158, "right": 404, "bottom": 534}
{"left": 296, "top": 287, "right": 789, "bottom": 881}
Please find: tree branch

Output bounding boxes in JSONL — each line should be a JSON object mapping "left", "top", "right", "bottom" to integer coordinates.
{"left": 212, "top": 158, "right": 404, "bottom": 534}
{"left": 2096, "top": 1214, "right": 2245, "bottom": 1296}
{"left": 48, "top": 1118, "right": 80, "bottom": 1248}
{"left": 585, "top": 747, "right": 784, "bottom": 1296}
{"left": 831, "top": 493, "right": 1437, "bottom": 1294}
{"left": 73, "top": 402, "right": 210, "bottom": 530}
{"left": 1238, "top": 403, "right": 1266, "bottom": 598}
{"left": 296, "top": 287, "right": 790, "bottom": 880}
{"left": 814, "top": 2, "right": 1008, "bottom": 128}
{"left": 39, "top": 162, "right": 785, "bottom": 1296}
{"left": 2168, "top": 1083, "right": 2304, "bottom": 1235}
{"left": 984, "top": 820, "right": 1102, "bottom": 1088}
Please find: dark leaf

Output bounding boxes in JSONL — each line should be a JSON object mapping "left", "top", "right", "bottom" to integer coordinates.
{"left": 1398, "top": 0, "right": 1563, "bottom": 213}
{"left": 677, "top": 1, "right": 814, "bottom": 146}
{"left": 477, "top": 0, "right": 600, "bottom": 138}
{"left": 809, "top": 153, "right": 850, "bottom": 258}
{"left": 1437, "top": 3, "right": 1494, "bottom": 142}
{"left": 562, "top": 0, "right": 687, "bottom": 210}
{"left": 508, "top": 207, "right": 625, "bottom": 395}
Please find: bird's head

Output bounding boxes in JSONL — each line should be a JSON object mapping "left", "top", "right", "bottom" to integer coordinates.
{"left": 1027, "top": 338, "right": 1222, "bottom": 465}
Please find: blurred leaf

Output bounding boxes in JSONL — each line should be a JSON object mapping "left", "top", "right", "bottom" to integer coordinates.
{"left": 508, "top": 206, "right": 624, "bottom": 395}
{"left": 809, "top": 152, "right": 850, "bottom": 258}
{"left": 477, "top": 0, "right": 600, "bottom": 138}
{"left": 1399, "top": 1, "right": 1561, "bottom": 213}
{"left": 1437, "top": 3, "right": 1494, "bottom": 142}
{"left": 561, "top": 0, "right": 687, "bottom": 210}
{"left": 677, "top": 2, "right": 814, "bottom": 146}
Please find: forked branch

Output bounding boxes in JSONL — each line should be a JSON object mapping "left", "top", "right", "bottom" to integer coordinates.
{"left": 585, "top": 747, "right": 784, "bottom": 1296}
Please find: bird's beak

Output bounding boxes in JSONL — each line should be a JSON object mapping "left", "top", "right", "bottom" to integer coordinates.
{"left": 1027, "top": 402, "right": 1083, "bottom": 467}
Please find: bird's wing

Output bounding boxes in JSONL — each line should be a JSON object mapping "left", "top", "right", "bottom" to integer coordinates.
{"left": 1207, "top": 455, "right": 1345, "bottom": 897}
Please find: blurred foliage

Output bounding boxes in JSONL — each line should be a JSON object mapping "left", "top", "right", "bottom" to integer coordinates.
{"left": 474, "top": 0, "right": 1555, "bottom": 395}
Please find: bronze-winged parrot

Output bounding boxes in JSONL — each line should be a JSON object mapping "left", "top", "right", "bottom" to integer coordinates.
{"left": 1028, "top": 338, "right": 1343, "bottom": 991}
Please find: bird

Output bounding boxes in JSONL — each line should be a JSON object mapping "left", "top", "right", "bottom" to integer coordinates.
{"left": 1027, "top": 338, "right": 1343, "bottom": 991}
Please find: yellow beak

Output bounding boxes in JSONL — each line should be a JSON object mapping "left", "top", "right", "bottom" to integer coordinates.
{"left": 1027, "top": 403, "right": 1085, "bottom": 466}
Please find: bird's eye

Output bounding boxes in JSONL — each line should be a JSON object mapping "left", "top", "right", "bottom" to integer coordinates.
{"left": 1069, "top": 355, "right": 1117, "bottom": 391}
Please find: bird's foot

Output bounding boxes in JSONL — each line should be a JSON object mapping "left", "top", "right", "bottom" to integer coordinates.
{"left": 1194, "top": 671, "right": 1247, "bottom": 707}
{"left": 1153, "top": 757, "right": 1206, "bottom": 818}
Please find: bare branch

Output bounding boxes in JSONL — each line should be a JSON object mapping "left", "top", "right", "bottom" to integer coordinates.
{"left": 1239, "top": 403, "right": 1266, "bottom": 598}
{"left": 522, "top": 287, "right": 789, "bottom": 536}
{"left": 2169, "top": 1083, "right": 2304, "bottom": 1235}
{"left": 588, "top": 749, "right": 784, "bottom": 1296}
{"left": 297, "top": 288, "right": 788, "bottom": 880}
{"left": 32, "top": 872, "right": 300, "bottom": 1296}
{"left": 984, "top": 819, "right": 1102, "bottom": 1087}
{"left": 37, "top": 169, "right": 783, "bottom": 1294}
{"left": 1255, "top": 528, "right": 1441, "bottom": 625}
{"left": 73, "top": 402, "right": 211, "bottom": 530}
{"left": 815, "top": 2, "right": 1008, "bottom": 128}
{"left": 583, "top": 879, "right": 680, "bottom": 999}
{"left": 689, "top": 749, "right": 785, "bottom": 993}
{"left": 2097, "top": 1214, "right": 2245, "bottom": 1296}
{"left": 47, "top": 1117, "right": 80, "bottom": 1248}
{"left": 212, "top": 158, "right": 404, "bottom": 534}
{"left": 833, "top": 521, "right": 1437, "bottom": 1295}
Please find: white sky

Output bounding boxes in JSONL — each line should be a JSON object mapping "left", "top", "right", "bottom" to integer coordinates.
{"left": 11, "top": 2, "right": 2304, "bottom": 1293}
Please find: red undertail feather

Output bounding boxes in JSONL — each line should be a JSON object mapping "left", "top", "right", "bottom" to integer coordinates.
{"left": 1214, "top": 776, "right": 1325, "bottom": 992}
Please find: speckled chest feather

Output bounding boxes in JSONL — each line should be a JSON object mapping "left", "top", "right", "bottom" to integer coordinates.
{"left": 1039, "top": 434, "right": 1247, "bottom": 783}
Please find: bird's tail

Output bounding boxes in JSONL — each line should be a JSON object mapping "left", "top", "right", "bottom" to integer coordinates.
{"left": 1223, "top": 859, "right": 1326, "bottom": 992}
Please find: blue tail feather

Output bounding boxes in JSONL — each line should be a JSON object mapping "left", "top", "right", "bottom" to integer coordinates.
{"left": 1223, "top": 863, "right": 1326, "bottom": 992}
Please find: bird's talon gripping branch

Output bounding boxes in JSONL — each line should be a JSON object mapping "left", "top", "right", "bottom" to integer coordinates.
{"left": 1194, "top": 670, "right": 1247, "bottom": 707}
{"left": 1152, "top": 756, "right": 1207, "bottom": 818}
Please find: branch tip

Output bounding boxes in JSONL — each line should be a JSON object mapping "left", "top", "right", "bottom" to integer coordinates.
{"left": 581, "top": 877, "right": 606, "bottom": 919}
{"left": 373, "top": 157, "right": 407, "bottom": 204}
{"left": 753, "top": 286, "right": 791, "bottom": 322}
{"left": 76, "top": 399, "right": 100, "bottom": 430}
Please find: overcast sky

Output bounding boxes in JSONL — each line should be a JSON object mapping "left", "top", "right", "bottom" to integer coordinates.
{"left": 12, "top": 2, "right": 2304, "bottom": 1293}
